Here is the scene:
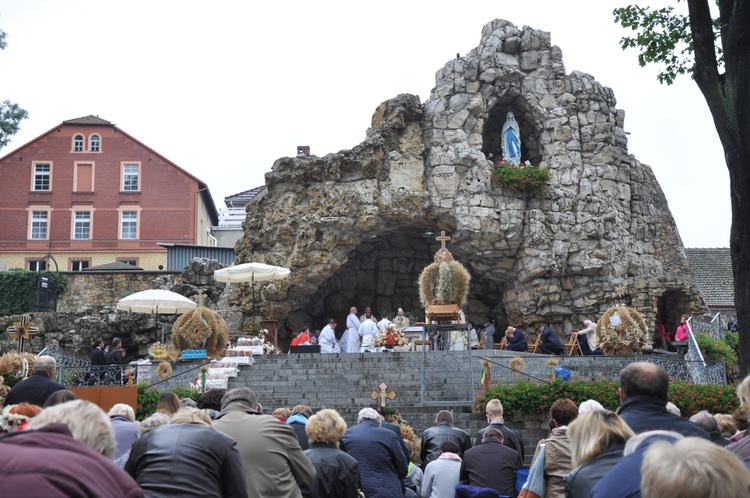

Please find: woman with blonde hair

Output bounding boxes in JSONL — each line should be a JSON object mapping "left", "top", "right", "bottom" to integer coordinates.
{"left": 564, "top": 409, "right": 634, "bottom": 498}
{"left": 302, "top": 408, "right": 361, "bottom": 498}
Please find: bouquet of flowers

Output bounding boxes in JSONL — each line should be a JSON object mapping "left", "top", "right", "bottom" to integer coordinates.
{"left": 373, "top": 324, "right": 410, "bottom": 348}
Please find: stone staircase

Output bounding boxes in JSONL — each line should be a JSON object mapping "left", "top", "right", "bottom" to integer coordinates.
{"left": 227, "top": 350, "right": 550, "bottom": 464}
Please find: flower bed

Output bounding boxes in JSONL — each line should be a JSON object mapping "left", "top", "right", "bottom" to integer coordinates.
{"left": 491, "top": 160, "right": 550, "bottom": 195}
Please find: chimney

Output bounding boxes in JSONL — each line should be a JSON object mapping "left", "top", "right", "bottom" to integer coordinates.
{"left": 296, "top": 146, "right": 310, "bottom": 158}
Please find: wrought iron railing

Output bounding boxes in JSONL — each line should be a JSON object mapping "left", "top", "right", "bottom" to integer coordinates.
{"left": 683, "top": 318, "right": 728, "bottom": 385}
{"left": 42, "top": 347, "right": 141, "bottom": 387}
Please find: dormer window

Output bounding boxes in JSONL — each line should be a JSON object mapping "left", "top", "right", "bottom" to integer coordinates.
{"left": 90, "top": 134, "right": 100, "bottom": 152}
{"left": 73, "top": 134, "right": 84, "bottom": 152}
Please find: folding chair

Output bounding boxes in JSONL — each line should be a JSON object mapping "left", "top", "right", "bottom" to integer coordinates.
{"left": 493, "top": 336, "right": 508, "bottom": 350}
{"left": 564, "top": 332, "right": 583, "bottom": 356}
{"left": 527, "top": 334, "right": 541, "bottom": 353}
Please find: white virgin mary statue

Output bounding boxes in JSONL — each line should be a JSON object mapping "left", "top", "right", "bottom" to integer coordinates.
{"left": 501, "top": 111, "right": 521, "bottom": 165}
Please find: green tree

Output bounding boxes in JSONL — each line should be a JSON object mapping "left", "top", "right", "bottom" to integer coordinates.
{"left": 0, "top": 25, "right": 29, "bottom": 148}
{"left": 614, "top": 1, "right": 750, "bottom": 377}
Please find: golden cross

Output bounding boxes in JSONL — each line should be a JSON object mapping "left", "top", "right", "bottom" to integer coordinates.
{"left": 436, "top": 231, "right": 451, "bottom": 250}
{"left": 7, "top": 314, "right": 38, "bottom": 353}
{"left": 370, "top": 381, "right": 396, "bottom": 407}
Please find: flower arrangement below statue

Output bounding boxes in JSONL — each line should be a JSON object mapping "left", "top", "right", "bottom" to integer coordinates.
{"left": 373, "top": 324, "right": 411, "bottom": 349}
{"left": 492, "top": 160, "right": 550, "bottom": 195}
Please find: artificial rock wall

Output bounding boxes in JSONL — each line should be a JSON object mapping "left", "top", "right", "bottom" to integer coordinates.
{"left": 234, "top": 19, "right": 705, "bottom": 338}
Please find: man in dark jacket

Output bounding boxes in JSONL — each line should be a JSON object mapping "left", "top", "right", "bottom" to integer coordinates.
{"left": 125, "top": 409, "right": 248, "bottom": 498}
{"left": 420, "top": 410, "right": 472, "bottom": 469}
{"left": 106, "top": 338, "right": 126, "bottom": 365}
{"left": 476, "top": 398, "right": 525, "bottom": 461}
{"left": 370, "top": 403, "right": 410, "bottom": 461}
{"left": 3, "top": 355, "right": 65, "bottom": 407}
{"left": 341, "top": 407, "right": 407, "bottom": 498}
{"left": 538, "top": 325, "right": 564, "bottom": 355}
{"left": 460, "top": 429, "right": 522, "bottom": 496}
{"left": 505, "top": 326, "right": 527, "bottom": 352}
{"left": 90, "top": 338, "right": 106, "bottom": 365}
{"left": 617, "top": 362, "right": 710, "bottom": 439}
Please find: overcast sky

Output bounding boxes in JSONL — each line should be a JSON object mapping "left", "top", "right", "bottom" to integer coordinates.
{"left": 0, "top": 0, "right": 729, "bottom": 248}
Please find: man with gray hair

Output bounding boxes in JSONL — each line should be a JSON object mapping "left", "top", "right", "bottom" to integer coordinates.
{"left": 341, "top": 407, "right": 408, "bottom": 498}
{"left": 212, "top": 387, "right": 315, "bottom": 498}
{"left": 108, "top": 403, "right": 140, "bottom": 460}
{"left": 3, "top": 355, "right": 65, "bottom": 407}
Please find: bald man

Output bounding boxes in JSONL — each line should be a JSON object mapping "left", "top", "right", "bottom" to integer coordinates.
{"left": 3, "top": 355, "right": 66, "bottom": 407}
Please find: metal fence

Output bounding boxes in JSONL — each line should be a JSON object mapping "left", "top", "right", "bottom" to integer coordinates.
{"left": 41, "top": 347, "right": 141, "bottom": 387}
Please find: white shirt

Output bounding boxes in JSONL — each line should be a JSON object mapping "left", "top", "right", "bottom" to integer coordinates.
{"left": 319, "top": 324, "right": 340, "bottom": 353}
{"left": 359, "top": 319, "right": 378, "bottom": 349}
{"left": 377, "top": 318, "right": 391, "bottom": 331}
{"left": 341, "top": 313, "right": 361, "bottom": 353}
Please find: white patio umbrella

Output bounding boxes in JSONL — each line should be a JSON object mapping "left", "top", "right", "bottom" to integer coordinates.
{"left": 117, "top": 289, "right": 197, "bottom": 314}
{"left": 213, "top": 262, "right": 291, "bottom": 330}
{"left": 117, "top": 289, "right": 197, "bottom": 342}
{"left": 213, "top": 262, "right": 291, "bottom": 283}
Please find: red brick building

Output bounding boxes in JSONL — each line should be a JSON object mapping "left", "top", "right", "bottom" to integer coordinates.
{"left": 0, "top": 116, "right": 218, "bottom": 271}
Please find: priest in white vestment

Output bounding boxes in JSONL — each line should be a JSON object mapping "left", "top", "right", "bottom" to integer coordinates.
{"left": 359, "top": 317, "right": 378, "bottom": 352}
{"left": 319, "top": 319, "right": 340, "bottom": 353}
{"left": 340, "top": 307, "right": 361, "bottom": 353}
{"left": 392, "top": 308, "right": 410, "bottom": 329}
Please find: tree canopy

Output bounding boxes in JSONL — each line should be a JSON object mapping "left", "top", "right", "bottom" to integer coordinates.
{"left": 615, "top": 0, "right": 750, "bottom": 377}
{"left": 0, "top": 25, "right": 29, "bottom": 149}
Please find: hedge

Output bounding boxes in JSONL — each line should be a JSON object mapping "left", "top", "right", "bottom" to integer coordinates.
{"left": 0, "top": 270, "right": 68, "bottom": 316}
{"left": 474, "top": 380, "right": 738, "bottom": 419}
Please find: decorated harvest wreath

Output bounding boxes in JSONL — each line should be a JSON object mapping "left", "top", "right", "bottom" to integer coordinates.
{"left": 418, "top": 248, "right": 471, "bottom": 307}
{"left": 595, "top": 287, "right": 651, "bottom": 355}
{"left": 171, "top": 306, "right": 229, "bottom": 357}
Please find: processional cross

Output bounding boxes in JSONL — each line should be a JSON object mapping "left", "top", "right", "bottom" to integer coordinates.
{"left": 436, "top": 231, "right": 451, "bottom": 249}
{"left": 370, "top": 381, "right": 397, "bottom": 407}
{"left": 6, "top": 314, "right": 38, "bottom": 353}
{"left": 195, "top": 289, "right": 207, "bottom": 307}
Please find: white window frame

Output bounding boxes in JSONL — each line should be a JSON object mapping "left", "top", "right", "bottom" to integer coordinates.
{"left": 122, "top": 162, "right": 140, "bottom": 192}
{"left": 29, "top": 209, "right": 49, "bottom": 240}
{"left": 73, "top": 134, "right": 84, "bottom": 152}
{"left": 28, "top": 259, "right": 47, "bottom": 271}
{"left": 120, "top": 210, "right": 138, "bottom": 239}
{"left": 71, "top": 260, "right": 90, "bottom": 271}
{"left": 89, "top": 134, "right": 100, "bottom": 152}
{"left": 32, "top": 162, "right": 52, "bottom": 191}
{"left": 73, "top": 210, "right": 91, "bottom": 240}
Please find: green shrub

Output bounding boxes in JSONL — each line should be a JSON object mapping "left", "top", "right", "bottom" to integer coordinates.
{"left": 695, "top": 334, "right": 737, "bottom": 370}
{"left": 491, "top": 160, "right": 550, "bottom": 196}
{"left": 475, "top": 379, "right": 737, "bottom": 419}
{"left": 136, "top": 383, "right": 203, "bottom": 421}
{"left": 725, "top": 331, "right": 739, "bottom": 355}
{"left": 136, "top": 382, "right": 162, "bottom": 421}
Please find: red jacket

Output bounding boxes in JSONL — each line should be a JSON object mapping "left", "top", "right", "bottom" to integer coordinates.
{"left": 0, "top": 423, "right": 143, "bottom": 497}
